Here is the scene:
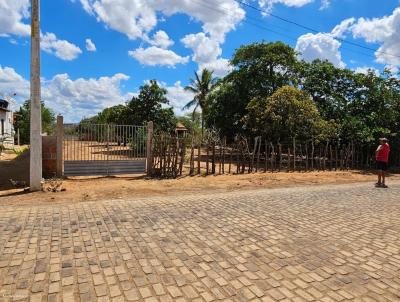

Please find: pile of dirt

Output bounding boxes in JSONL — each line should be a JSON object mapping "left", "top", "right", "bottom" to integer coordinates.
{"left": 0, "top": 149, "right": 29, "bottom": 190}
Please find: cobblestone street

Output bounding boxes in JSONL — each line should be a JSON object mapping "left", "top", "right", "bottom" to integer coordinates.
{"left": 0, "top": 182, "right": 399, "bottom": 302}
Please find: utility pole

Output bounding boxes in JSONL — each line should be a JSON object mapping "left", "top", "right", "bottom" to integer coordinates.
{"left": 30, "top": 0, "right": 42, "bottom": 191}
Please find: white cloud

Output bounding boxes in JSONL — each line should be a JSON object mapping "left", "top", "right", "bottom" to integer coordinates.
{"left": 181, "top": 33, "right": 222, "bottom": 64}
{"left": 41, "top": 33, "right": 82, "bottom": 61}
{"left": 258, "top": 0, "right": 314, "bottom": 12}
{"left": 296, "top": 33, "right": 345, "bottom": 68}
{"left": 331, "top": 18, "right": 355, "bottom": 38}
{"left": 0, "top": 65, "right": 30, "bottom": 100}
{"left": 354, "top": 66, "right": 379, "bottom": 76}
{"left": 85, "top": 38, "right": 97, "bottom": 51}
{"left": 0, "top": 0, "right": 30, "bottom": 37}
{"left": 181, "top": 32, "right": 232, "bottom": 77}
{"left": 199, "top": 59, "right": 233, "bottom": 78}
{"left": 72, "top": 0, "right": 245, "bottom": 43}
{"left": 350, "top": 7, "right": 400, "bottom": 66}
{"left": 0, "top": 65, "right": 197, "bottom": 121}
{"left": 0, "top": 65, "right": 132, "bottom": 122}
{"left": 42, "top": 73, "right": 130, "bottom": 119}
{"left": 145, "top": 30, "right": 174, "bottom": 49}
{"left": 295, "top": 17, "right": 355, "bottom": 68}
{"left": 258, "top": 0, "right": 332, "bottom": 12}
{"left": 164, "top": 81, "right": 195, "bottom": 115}
{"left": 319, "top": 0, "right": 330, "bottom": 10}
{"left": 128, "top": 46, "right": 189, "bottom": 67}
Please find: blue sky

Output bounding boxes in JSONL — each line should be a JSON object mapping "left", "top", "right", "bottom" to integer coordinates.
{"left": 0, "top": 0, "right": 399, "bottom": 122}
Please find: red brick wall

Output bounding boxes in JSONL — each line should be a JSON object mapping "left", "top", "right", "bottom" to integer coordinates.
{"left": 42, "top": 136, "right": 57, "bottom": 178}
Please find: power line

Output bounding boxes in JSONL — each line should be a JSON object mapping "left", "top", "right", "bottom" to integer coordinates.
{"left": 192, "top": 0, "right": 300, "bottom": 41}
{"left": 234, "top": 0, "right": 400, "bottom": 60}
{"left": 192, "top": 0, "right": 383, "bottom": 60}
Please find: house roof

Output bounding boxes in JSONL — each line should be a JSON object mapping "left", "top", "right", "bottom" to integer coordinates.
{"left": 176, "top": 122, "right": 188, "bottom": 131}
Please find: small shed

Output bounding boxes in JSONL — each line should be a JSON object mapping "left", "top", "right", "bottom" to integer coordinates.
{"left": 175, "top": 122, "right": 188, "bottom": 138}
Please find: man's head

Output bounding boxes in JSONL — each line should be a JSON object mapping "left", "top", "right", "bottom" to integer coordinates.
{"left": 379, "top": 138, "right": 388, "bottom": 145}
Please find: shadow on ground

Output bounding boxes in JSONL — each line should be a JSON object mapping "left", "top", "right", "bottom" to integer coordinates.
{"left": 0, "top": 150, "right": 29, "bottom": 191}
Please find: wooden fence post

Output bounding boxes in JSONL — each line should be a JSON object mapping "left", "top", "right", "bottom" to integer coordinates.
{"left": 56, "top": 115, "right": 64, "bottom": 177}
{"left": 197, "top": 143, "right": 201, "bottom": 175}
{"left": 293, "top": 137, "right": 296, "bottom": 172}
{"left": 146, "top": 121, "right": 154, "bottom": 176}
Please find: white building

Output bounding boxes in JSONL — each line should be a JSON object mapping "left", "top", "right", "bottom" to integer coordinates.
{"left": 0, "top": 99, "right": 14, "bottom": 146}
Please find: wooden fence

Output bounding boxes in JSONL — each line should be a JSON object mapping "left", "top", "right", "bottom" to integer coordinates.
{"left": 150, "top": 135, "right": 378, "bottom": 178}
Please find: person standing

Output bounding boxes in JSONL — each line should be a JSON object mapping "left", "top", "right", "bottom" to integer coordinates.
{"left": 375, "top": 138, "right": 390, "bottom": 188}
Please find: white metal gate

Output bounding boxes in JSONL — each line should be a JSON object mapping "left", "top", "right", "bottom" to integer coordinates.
{"left": 63, "top": 123, "right": 147, "bottom": 176}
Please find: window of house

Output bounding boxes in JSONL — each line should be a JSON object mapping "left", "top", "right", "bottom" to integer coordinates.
{"left": 1, "top": 119, "right": 4, "bottom": 135}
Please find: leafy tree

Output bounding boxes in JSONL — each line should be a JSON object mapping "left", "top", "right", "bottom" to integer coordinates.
{"left": 244, "top": 86, "right": 335, "bottom": 143}
{"left": 231, "top": 41, "right": 299, "bottom": 95}
{"left": 14, "top": 100, "right": 55, "bottom": 144}
{"left": 98, "top": 105, "right": 129, "bottom": 124}
{"left": 207, "top": 42, "right": 299, "bottom": 139}
{"left": 126, "top": 80, "right": 176, "bottom": 132}
{"left": 183, "top": 69, "right": 217, "bottom": 136}
{"left": 82, "top": 80, "right": 177, "bottom": 133}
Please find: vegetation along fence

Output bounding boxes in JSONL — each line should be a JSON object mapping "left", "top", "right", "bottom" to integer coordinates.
{"left": 150, "top": 134, "right": 390, "bottom": 178}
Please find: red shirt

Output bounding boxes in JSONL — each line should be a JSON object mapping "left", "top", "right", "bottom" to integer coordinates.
{"left": 376, "top": 143, "right": 390, "bottom": 163}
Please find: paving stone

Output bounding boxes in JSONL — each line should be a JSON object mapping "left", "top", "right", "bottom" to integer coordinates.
{"left": 125, "top": 289, "right": 141, "bottom": 301}
{"left": 0, "top": 183, "right": 399, "bottom": 301}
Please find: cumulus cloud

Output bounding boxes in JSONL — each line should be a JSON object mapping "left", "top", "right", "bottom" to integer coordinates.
{"left": 181, "top": 32, "right": 232, "bottom": 77}
{"left": 331, "top": 18, "right": 355, "bottom": 38}
{"left": 295, "top": 17, "right": 357, "bottom": 68}
{"left": 0, "top": 65, "right": 131, "bottom": 122}
{"left": 164, "top": 81, "right": 195, "bottom": 115}
{"left": 41, "top": 33, "right": 82, "bottom": 61}
{"left": 85, "top": 38, "right": 97, "bottom": 51}
{"left": 350, "top": 7, "right": 400, "bottom": 66}
{"left": 296, "top": 32, "right": 345, "bottom": 68}
{"left": 128, "top": 46, "right": 189, "bottom": 67}
{"left": 0, "top": 65, "right": 30, "bottom": 100}
{"left": 145, "top": 30, "right": 174, "bottom": 49}
{"left": 0, "top": 0, "right": 30, "bottom": 37}
{"left": 42, "top": 73, "right": 130, "bottom": 118}
{"left": 72, "top": 0, "right": 245, "bottom": 43}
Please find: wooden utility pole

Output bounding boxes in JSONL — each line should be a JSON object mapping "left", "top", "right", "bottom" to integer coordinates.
{"left": 30, "top": 0, "right": 42, "bottom": 191}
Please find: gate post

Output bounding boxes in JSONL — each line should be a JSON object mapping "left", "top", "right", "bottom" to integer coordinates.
{"left": 146, "top": 121, "right": 154, "bottom": 176}
{"left": 56, "top": 115, "right": 64, "bottom": 177}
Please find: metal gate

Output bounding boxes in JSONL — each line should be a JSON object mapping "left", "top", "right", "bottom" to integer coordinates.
{"left": 63, "top": 123, "right": 147, "bottom": 176}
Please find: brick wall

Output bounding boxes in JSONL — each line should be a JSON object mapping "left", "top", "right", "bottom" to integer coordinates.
{"left": 42, "top": 135, "right": 57, "bottom": 178}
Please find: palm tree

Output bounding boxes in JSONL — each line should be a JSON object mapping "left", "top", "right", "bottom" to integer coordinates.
{"left": 183, "top": 69, "right": 217, "bottom": 137}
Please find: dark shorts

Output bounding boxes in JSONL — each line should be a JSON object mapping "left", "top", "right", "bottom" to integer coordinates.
{"left": 376, "top": 161, "right": 388, "bottom": 171}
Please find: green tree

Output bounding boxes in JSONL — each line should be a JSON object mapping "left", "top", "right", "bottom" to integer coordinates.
{"left": 14, "top": 100, "right": 55, "bottom": 144}
{"left": 207, "top": 42, "right": 299, "bottom": 139}
{"left": 97, "top": 105, "right": 129, "bottom": 124}
{"left": 183, "top": 69, "right": 217, "bottom": 136}
{"left": 245, "top": 86, "right": 335, "bottom": 142}
{"left": 126, "top": 80, "right": 177, "bottom": 132}
{"left": 79, "top": 81, "right": 177, "bottom": 133}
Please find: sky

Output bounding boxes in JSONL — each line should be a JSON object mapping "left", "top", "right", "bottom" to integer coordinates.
{"left": 0, "top": 0, "right": 399, "bottom": 122}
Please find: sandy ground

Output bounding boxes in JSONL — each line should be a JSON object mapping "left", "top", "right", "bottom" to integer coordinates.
{"left": 2, "top": 170, "right": 399, "bottom": 206}
{"left": 1, "top": 147, "right": 399, "bottom": 206}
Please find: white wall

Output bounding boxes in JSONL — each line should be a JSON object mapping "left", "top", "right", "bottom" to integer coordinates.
{"left": 0, "top": 110, "right": 14, "bottom": 140}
